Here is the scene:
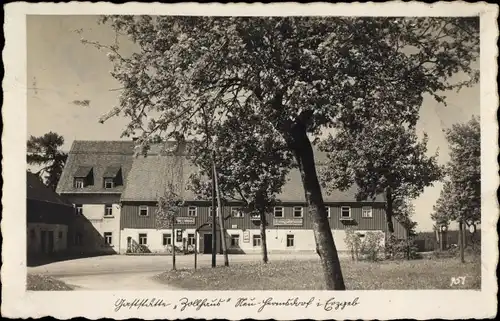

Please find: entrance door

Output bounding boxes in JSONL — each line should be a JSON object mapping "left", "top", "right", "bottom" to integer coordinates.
{"left": 40, "top": 231, "right": 47, "bottom": 253}
{"left": 47, "top": 231, "right": 55, "bottom": 254}
{"left": 203, "top": 234, "right": 212, "bottom": 254}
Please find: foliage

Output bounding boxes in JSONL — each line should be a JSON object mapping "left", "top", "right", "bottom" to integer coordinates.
{"left": 27, "top": 132, "right": 68, "bottom": 191}
{"left": 386, "top": 236, "right": 420, "bottom": 260}
{"left": 320, "top": 123, "right": 442, "bottom": 233}
{"left": 187, "top": 113, "right": 292, "bottom": 218}
{"left": 156, "top": 182, "right": 185, "bottom": 229}
{"left": 393, "top": 199, "right": 418, "bottom": 235}
{"left": 84, "top": 16, "right": 479, "bottom": 289}
{"left": 344, "top": 229, "right": 362, "bottom": 261}
{"left": 432, "top": 116, "right": 481, "bottom": 227}
{"left": 156, "top": 143, "right": 186, "bottom": 229}
{"left": 359, "top": 231, "right": 385, "bottom": 261}
{"left": 27, "top": 274, "right": 74, "bottom": 291}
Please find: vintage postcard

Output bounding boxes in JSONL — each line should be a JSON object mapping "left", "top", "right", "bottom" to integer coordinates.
{"left": 2, "top": 2, "right": 498, "bottom": 320}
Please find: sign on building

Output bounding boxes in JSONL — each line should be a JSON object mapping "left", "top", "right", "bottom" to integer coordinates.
{"left": 273, "top": 218, "right": 303, "bottom": 226}
{"left": 243, "top": 231, "right": 250, "bottom": 243}
{"left": 175, "top": 217, "right": 195, "bottom": 225}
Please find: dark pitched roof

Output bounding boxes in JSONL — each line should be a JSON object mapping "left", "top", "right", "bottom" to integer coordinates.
{"left": 73, "top": 166, "right": 93, "bottom": 178}
{"left": 120, "top": 152, "right": 384, "bottom": 203}
{"left": 120, "top": 155, "right": 199, "bottom": 202}
{"left": 103, "top": 165, "right": 122, "bottom": 178}
{"left": 279, "top": 167, "right": 384, "bottom": 203}
{"left": 27, "top": 172, "right": 72, "bottom": 206}
{"left": 56, "top": 141, "right": 135, "bottom": 194}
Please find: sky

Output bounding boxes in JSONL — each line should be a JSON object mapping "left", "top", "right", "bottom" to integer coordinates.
{"left": 26, "top": 15, "right": 480, "bottom": 232}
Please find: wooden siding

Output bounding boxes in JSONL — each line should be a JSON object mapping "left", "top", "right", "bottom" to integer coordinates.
{"left": 64, "top": 194, "right": 121, "bottom": 205}
{"left": 120, "top": 201, "right": 406, "bottom": 238}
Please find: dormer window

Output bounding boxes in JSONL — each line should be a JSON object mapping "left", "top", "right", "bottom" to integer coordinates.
{"left": 104, "top": 178, "right": 114, "bottom": 189}
{"left": 103, "top": 165, "right": 123, "bottom": 188}
{"left": 74, "top": 178, "right": 84, "bottom": 189}
{"left": 73, "top": 166, "right": 93, "bottom": 188}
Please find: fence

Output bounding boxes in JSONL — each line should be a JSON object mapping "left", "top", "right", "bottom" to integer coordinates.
{"left": 413, "top": 230, "right": 481, "bottom": 252}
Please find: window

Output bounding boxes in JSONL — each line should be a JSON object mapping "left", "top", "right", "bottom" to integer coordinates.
{"left": 252, "top": 234, "right": 262, "bottom": 247}
{"left": 74, "top": 178, "right": 84, "bottom": 189}
{"left": 104, "top": 232, "right": 113, "bottom": 245}
{"left": 29, "top": 229, "right": 35, "bottom": 239}
{"left": 274, "top": 206, "right": 284, "bottom": 218}
{"left": 188, "top": 206, "right": 197, "bottom": 217}
{"left": 230, "top": 234, "right": 240, "bottom": 247}
{"left": 162, "top": 233, "right": 172, "bottom": 246}
{"left": 286, "top": 234, "right": 295, "bottom": 247}
{"left": 104, "top": 204, "right": 113, "bottom": 217}
{"left": 327, "top": 207, "right": 331, "bottom": 218}
{"left": 139, "top": 206, "right": 148, "bottom": 216}
{"left": 293, "top": 206, "right": 303, "bottom": 218}
{"left": 231, "top": 207, "right": 244, "bottom": 218}
{"left": 187, "top": 233, "right": 195, "bottom": 246}
{"left": 139, "top": 233, "right": 148, "bottom": 245}
{"left": 75, "top": 204, "right": 83, "bottom": 215}
{"left": 104, "top": 178, "right": 114, "bottom": 189}
{"left": 341, "top": 206, "right": 351, "bottom": 218}
{"left": 58, "top": 231, "right": 63, "bottom": 239}
{"left": 362, "top": 206, "right": 373, "bottom": 218}
{"left": 208, "top": 206, "right": 219, "bottom": 217}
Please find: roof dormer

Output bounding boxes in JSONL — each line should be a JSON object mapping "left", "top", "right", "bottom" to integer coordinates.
{"left": 103, "top": 165, "right": 123, "bottom": 189}
{"left": 73, "top": 166, "right": 94, "bottom": 188}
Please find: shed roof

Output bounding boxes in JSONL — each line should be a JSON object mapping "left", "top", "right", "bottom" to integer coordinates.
{"left": 27, "top": 172, "right": 72, "bottom": 206}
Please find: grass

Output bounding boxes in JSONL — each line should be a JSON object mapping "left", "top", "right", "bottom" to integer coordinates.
{"left": 155, "top": 257, "right": 481, "bottom": 290}
{"left": 27, "top": 274, "right": 74, "bottom": 291}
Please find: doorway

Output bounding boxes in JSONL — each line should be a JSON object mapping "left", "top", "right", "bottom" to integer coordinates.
{"left": 47, "top": 231, "right": 54, "bottom": 254}
{"left": 203, "top": 234, "right": 212, "bottom": 254}
{"left": 40, "top": 230, "right": 47, "bottom": 253}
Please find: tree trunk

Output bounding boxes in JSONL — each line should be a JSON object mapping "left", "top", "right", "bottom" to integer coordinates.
{"left": 463, "top": 222, "right": 468, "bottom": 248}
{"left": 286, "top": 122, "right": 345, "bottom": 290}
{"left": 384, "top": 188, "right": 395, "bottom": 259}
{"left": 211, "top": 165, "right": 217, "bottom": 268}
{"left": 259, "top": 209, "right": 269, "bottom": 264}
{"left": 459, "top": 219, "right": 465, "bottom": 263}
{"left": 171, "top": 217, "right": 176, "bottom": 270}
{"left": 385, "top": 187, "right": 395, "bottom": 234}
{"left": 213, "top": 160, "right": 229, "bottom": 267}
{"left": 406, "top": 228, "right": 411, "bottom": 260}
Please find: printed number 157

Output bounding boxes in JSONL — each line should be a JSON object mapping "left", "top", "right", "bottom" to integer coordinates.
{"left": 450, "top": 276, "right": 466, "bottom": 286}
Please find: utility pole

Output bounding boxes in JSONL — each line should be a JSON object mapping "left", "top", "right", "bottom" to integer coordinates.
{"left": 213, "top": 158, "right": 229, "bottom": 266}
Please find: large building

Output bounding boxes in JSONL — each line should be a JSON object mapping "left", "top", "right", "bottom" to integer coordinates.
{"left": 56, "top": 140, "right": 407, "bottom": 255}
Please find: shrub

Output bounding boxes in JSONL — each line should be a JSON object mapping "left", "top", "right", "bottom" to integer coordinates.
{"left": 344, "top": 229, "right": 362, "bottom": 261}
{"left": 359, "top": 231, "right": 385, "bottom": 261}
{"left": 386, "top": 236, "right": 420, "bottom": 260}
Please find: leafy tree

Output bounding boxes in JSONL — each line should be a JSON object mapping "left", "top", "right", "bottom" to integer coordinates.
{"left": 156, "top": 183, "right": 184, "bottom": 270}
{"left": 320, "top": 123, "right": 443, "bottom": 240}
{"left": 155, "top": 143, "right": 186, "bottom": 270}
{"left": 393, "top": 198, "right": 418, "bottom": 237}
{"left": 432, "top": 116, "right": 481, "bottom": 226}
{"left": 27, "top": 132, "right": 68, "bottom": 190}
{"left": 86, "top": 16, "right": 479, "bottom": 290}
{"left": 187, "top": 113, "right": 292, "bottom": 264}
{"left": 432, "top": 116, "right": 480, "bottom": 262}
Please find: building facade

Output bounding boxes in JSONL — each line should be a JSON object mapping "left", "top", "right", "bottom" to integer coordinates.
{"left": 57, "top": 140, "right": 407, "bottom": 255}
{"left": 27, "top": 172, "right": 77, "bottom": 262}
